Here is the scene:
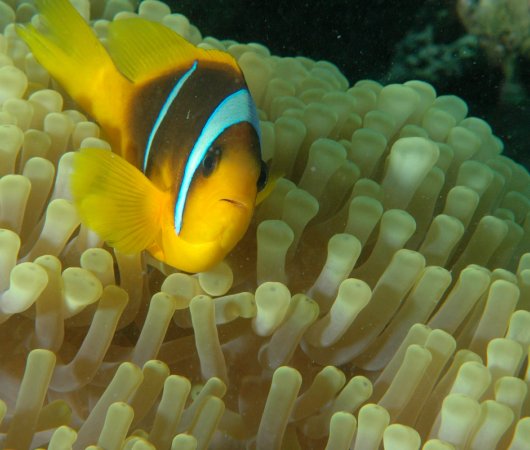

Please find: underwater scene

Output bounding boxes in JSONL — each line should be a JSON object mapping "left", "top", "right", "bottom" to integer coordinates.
{"left": 0, "top": 0, "right": 529, "bottom": 449}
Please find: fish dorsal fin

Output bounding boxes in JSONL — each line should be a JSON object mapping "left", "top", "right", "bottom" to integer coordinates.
{"left": 107, "top": 18, "right": 241, "bottom": 83}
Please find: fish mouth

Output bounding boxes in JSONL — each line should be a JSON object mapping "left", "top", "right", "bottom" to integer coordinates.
{"left": 221, "top": 198, "right": 248, "bottom": 209}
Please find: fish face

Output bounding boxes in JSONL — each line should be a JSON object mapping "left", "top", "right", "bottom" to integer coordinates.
{"left": 178, "top": 123, "right": 261, "bottom": 251}
{"left": 145, "top": 122, "right": 264, "bottom": 273}
{"left": 138, "top": 78, "right": 264, "bottom": 272}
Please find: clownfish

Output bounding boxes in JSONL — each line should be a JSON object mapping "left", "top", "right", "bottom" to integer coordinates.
{"left": 17, "top": 0, "right": 268, "bottom": 272}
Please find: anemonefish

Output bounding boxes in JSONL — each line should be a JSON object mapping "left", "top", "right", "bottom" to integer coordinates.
{"left": 17, "top": 0, "right": 269, "bottom": 272}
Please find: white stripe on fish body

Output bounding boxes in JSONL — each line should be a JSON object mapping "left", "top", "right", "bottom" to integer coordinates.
{"left": 143, "top": 60, "right": 198, "bottom": 172}
{"left": 173, "top": 88, "right": 261, "bottom": 234}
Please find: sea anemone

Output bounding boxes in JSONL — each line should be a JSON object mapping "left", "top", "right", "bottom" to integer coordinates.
{"left": 0, "top": 0, "right": 528, "bottom": 449}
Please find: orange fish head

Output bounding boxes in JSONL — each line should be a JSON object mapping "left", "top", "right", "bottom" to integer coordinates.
{"left": 180, "top": 125, "right": 262, "bottom": 248}
{"left": 151, "top": 124, "right": 265, "bottom": 272}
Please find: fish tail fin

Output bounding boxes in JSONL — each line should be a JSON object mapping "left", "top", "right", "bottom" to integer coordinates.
{"left": 71, "top": 148, "right": 166, "bottom": 254}
{"left": 17, "top": 0, "right": 129, "bottom": 134}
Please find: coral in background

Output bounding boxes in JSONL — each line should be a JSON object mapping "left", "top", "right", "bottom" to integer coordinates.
{"left": 0, "top": 0, "right": 528, "bottom": 449}
{"left": 385, "top": 1, "right": 480, "bottom": 88}
{"left": 386, "top": 25, "right": 479, "bottom": 86}
{"left": 457, "top": 0, "right": 530, "bottom": 103}
{"left": 382, "top": 0, "right": 530, "bottom": 171}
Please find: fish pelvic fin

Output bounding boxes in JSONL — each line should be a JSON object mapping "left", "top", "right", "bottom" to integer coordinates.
{"left": 71, "top": 148, "right": 165, "bottom": 254}
{"left": 16, "top": 0, "right": 130, "bottom": 140}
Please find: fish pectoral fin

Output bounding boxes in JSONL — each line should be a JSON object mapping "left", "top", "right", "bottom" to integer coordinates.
{"left": 71, "top": 148, "right": 164, "bottom": 254}
{"left": 256, "top": 167, "right": 284, "bottom": 206}
{"left": 256, "top": 180, "right": 276, "bottom": 205}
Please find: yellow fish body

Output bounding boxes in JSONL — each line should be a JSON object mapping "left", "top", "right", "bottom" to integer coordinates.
{"left": 17, "top": 0, "right": 267, "bottom": 272}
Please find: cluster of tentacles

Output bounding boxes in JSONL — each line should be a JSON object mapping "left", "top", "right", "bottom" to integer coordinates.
{"left": 0, "top": 0, "right": 528, "bottom": 449}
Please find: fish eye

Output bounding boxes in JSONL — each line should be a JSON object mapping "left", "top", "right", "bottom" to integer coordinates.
{"left": 202, "top": 145, "right": 222, "bottom": 177}
{"left": 257, "top": 160, "right": 268, "bottom": 191}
